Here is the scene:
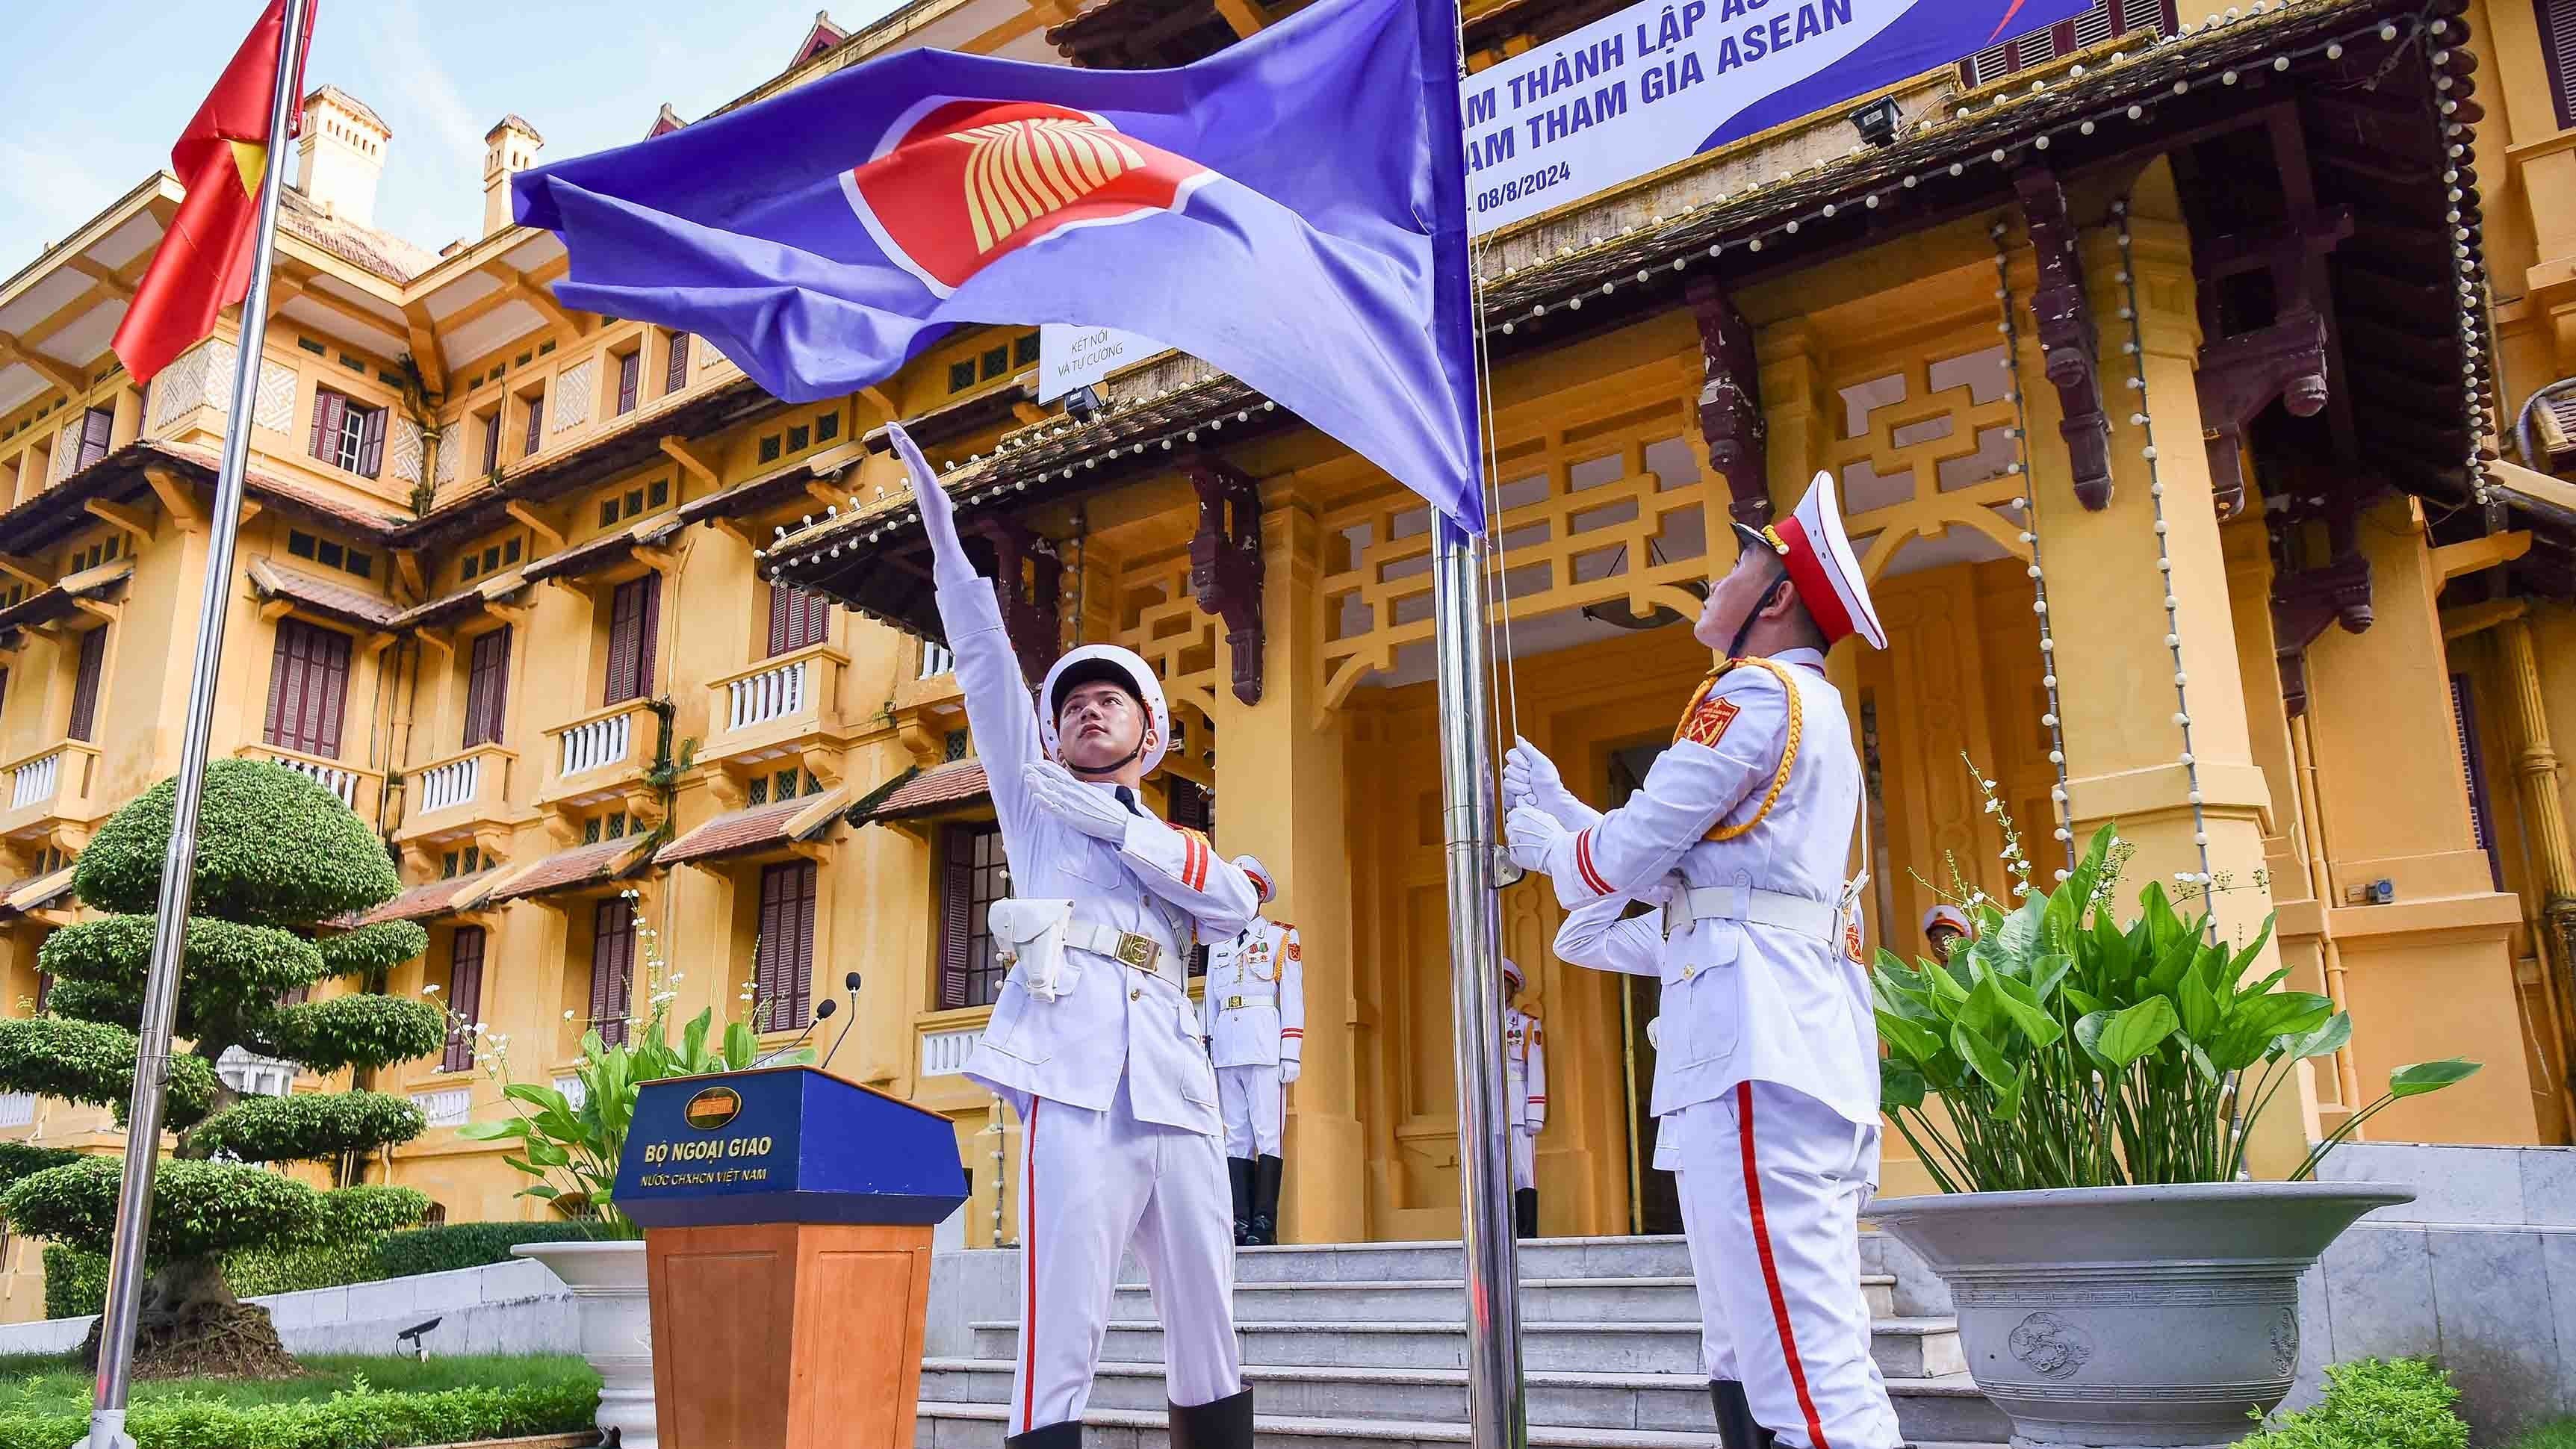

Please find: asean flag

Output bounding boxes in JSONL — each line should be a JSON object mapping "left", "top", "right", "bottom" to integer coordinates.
{"left": 512, "top": 0, "right": 1481, "bottom": 530}
{"left": 112, "top": 0, "right": 317, "bottom": 386}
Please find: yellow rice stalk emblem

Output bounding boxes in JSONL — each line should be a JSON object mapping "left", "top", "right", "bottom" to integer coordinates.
{"left": 951, "top": 117, "right": 1149, "bottom": 255}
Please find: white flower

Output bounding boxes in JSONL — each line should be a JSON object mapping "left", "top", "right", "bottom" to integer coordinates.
{"left": 563, "top": 1010, "right": 577, "bottom": 1021}
{"left": 421, "top": 984, "right": 441, "bottom": 996}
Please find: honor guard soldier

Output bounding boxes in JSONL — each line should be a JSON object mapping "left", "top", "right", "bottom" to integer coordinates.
{"left": 1500, "top": 959, "right": 1547, "bottom": 1238}
{"left": 890, "top": 423, "right": 1260, "bottom": 1449}
{"left": 1201, "top": 854, "right": 1303, "bottom": 1246}
{"left": 1504, "top": 473, "right": 1903, "bottom": 1449}
{"left": 1922, "top": 904, "right": 1973, "bottom": 964}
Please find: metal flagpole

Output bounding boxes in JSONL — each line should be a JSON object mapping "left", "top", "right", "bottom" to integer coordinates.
{"left": 1431, "top": 518, "right": 1527, "bottom": 1449}
{"left": 84, "top": 3, "right": 308, "bottom": 1443}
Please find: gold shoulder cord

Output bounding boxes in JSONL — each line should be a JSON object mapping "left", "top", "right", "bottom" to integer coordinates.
{"left": 1700, "top": 656, "right": 1803, "bottom": 843}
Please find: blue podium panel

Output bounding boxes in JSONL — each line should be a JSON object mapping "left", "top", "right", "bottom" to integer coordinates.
{"left": 615, "top": 1067, "right": 969, "bottom": 1229}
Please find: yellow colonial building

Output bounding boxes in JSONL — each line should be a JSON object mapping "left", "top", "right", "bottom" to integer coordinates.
{"left": 0, "top": 0, "right": 2572, "bottom": 1316}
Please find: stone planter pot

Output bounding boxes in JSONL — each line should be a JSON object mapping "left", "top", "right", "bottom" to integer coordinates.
{"left": 1869, "top": 1182, "right": 2411, "bottom": 1448}
{"left": 516, "top": 1239, "right": 655, "bottom": 1449}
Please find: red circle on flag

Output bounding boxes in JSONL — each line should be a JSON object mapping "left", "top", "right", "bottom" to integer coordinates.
{"left": 848, "top": 99, "right": 1208, "bottom": 293}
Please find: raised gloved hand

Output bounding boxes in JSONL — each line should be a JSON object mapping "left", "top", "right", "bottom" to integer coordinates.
{"left": 1022, "top": 760, "right": 1133, "bottom": 843}
{"left": 1503, "top": 736, "right": 1588, "bottom": 825}
{"left": 887, "top": 421, "right": 968, "bottom": 580}
{"left": 1280, "top": 1057, "right": 1302, "bottom": 1085}
{"left": 1504, "top": 802, "right": 1570, "bottom": 876}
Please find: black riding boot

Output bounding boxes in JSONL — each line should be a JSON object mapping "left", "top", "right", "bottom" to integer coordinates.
{"left": 1227, "top": 1157, "right": 1256, "bottom": 1246}
{"left": 1169, "top": 1387, "right": 1255, "bottom": 1449}
{"left": 1007, "top": 1420, "right": 1085, "bottom": 1449}
{"left": 1709, "top": 1380, "right": 1774, "bottom": 1449}
{"left": 1250, "top": 1154, "right": 1285, "bottom": 1246}
{"left": 1514, "top": 1188, "right": 1539, "bottom": 1239}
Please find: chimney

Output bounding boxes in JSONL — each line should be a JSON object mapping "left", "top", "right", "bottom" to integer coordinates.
{"left": 297, "top": 87, "right": 391, "bottom": 226}
{"left": 482, "top": 115, "right": 545, "bottom": 238}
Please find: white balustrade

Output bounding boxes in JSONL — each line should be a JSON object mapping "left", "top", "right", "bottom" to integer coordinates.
{"left": 553, "top": 1074, "right": 589, "bottom": 1111}
{"left": 417, "top": 754, "right": 482, "bottom": 814}
{"left": 559, "top": 712, "right": 633, "bottom": 778}
{"left": 409, "top": 1087, "right": 471, "bottom": 1129}
{"left": 726, "top": 658, "right": 810, "bottom": 732}
{"left": 0, "top": 1093, "right": 33, "bottom": 1129}
{"left": 920, "top": 1026, "right": 981, "bottom": 1078}
{"left": 10, "top": 751, "right": 58, "bottom": 811}
{"left": 270, "top": 751, "right": 359, "bottom": 806}
{"left": 920, "top": 642, "right": 955, "bottom": 680}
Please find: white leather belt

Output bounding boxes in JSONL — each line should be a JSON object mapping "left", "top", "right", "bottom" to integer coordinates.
{"left": 1219, "top": 990, "right": 1276, "bottom": 1010}
{"left": 1663, "top": 884, "right": 1838, "bottom": 943}
{"left": 1067, "top": 922, "right": 1185, "bottom": 987}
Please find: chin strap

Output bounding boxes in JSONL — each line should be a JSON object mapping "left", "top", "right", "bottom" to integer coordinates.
{"left": 1065, "top": 728, "right": 1149, "bottom": 778}
{"left": 1724, "top": 570, "right": 1795, "bottom": 660}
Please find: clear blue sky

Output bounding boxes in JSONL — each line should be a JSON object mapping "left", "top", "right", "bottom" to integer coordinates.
{"left": 0, "top": 0, "right": 909, "bottom": 274}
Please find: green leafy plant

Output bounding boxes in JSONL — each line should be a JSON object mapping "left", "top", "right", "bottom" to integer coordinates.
{"left": 457, "top": 889, "right": 807, "bottom": 1236}
{"left": 370, "top": 1221, "right": 602, "bottom": 1279}
{"left": 1874, "top": 776, "right": 2480, "bottom": 1192}
{"left": 0, "top": 1355, "right": 598, "bottom": 1449}
{"left": 2239, "top": 1357, "right": 2470, "bottom": 1449}
{"left": 0, "top": 761, "right": 432, "bottom": 1376}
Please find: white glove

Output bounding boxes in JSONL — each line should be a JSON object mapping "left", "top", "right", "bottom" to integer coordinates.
{"left": 1504, "top": 803, "right": 1570, "bottom": 876}
{"left": 887, "top": 421, "right": 967, "bottom": 579}
{"left": 1021, "top": 760, "right": 1132, "bottom": 843}
{"left": 1280, "top": 1057, "right": 1302, "bottom": 1085}
{"left": 1503, "top": 736, "right": 1582, "bottom": 822}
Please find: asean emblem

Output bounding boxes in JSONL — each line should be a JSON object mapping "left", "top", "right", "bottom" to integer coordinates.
{"left": 844, "top": 98, "right": 1213, "bottom": 296}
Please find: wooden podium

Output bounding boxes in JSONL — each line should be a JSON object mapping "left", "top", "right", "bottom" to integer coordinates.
{"left": 615, "top": 1067, "right": 969, "bottom": 1449}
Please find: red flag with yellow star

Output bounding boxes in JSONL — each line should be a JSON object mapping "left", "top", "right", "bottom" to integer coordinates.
{"left": 111, "top": 0, "right": 317, "bottom": 385}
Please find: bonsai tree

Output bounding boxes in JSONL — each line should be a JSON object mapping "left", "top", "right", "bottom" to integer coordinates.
{"left": 0, "top": 760, "right": 445, "bottom": 1377}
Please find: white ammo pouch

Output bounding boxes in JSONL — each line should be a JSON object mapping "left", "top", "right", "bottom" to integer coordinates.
{"left": 990, "top": 899, "right": 1077, "bottom": 1001}
{"left": 1661, "top": 883, "right": 1840, "bottom": 944}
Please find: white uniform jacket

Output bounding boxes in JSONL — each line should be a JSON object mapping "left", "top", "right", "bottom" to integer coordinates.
{"left": 1202, "top": 917, "right": 1304, "bottom": 1070}
{"left": 1534, "top": 647, "right": 1879, "bottom": 1127}
{"left": 1504, "top": 1004, "right": 1547, "bottom": 1133}
{"left": 937, "top": 574, "right": 1259, "bottom": 1135}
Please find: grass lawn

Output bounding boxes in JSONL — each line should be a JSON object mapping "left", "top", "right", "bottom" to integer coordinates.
{"left": 0, "top": 1353, "right": 598, "bottom": 1412}
{"left": 2508, "top": 1424, "right": 2576, "bottom": 1449}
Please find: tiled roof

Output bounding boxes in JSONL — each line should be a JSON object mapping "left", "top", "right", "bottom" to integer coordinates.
{"left": 0, "top": 562, "right": 129, "bottom": 633}
{"left": 1, "top": 868, "right": 78, "bottom": 918}
{"left": 484, "top": 836, "right": 654, "bottom": 904}
{"left": 356, "top": 870, "right": 500, "bottom": 925}
{"left": 852, "top": 760, "right": 989, "bottom": 822}
{"left": 521, "top": 516, "right": 683, "bottom": 585}
{"left": 246, "top": 560, "right": 400, "bottom": 630}
{"left": 654, "top": 787, "right": 847, "bottom": 867}
{"left": 280, "top": 187, "right": 438, "bottom": 283}
{"left": 388, "top": 575, "right": 527, "bottom": 632}
{"left": 145, "top": 441, "right": 409, "bottom": 539}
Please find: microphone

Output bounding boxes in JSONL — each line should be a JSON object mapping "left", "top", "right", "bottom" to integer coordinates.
{"left": 753, "top": 997, "right": 835, "bottom": 1068}
{"left": 817, "top": 972, "right": 862, "bottom": 1075}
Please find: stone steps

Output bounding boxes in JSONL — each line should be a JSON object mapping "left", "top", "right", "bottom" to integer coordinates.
{"left": 921, "top": 1359, "right": 2012, "bottom": 1443}
{"left": 969, "top": 1318, "right": 1965, "bottom": 1380}
{"left": 913, "top": 1398, "right": 2008, "bottom": 1449}
{"left": 1105, "top": 1276, "right": 1898, "bottom": 1323}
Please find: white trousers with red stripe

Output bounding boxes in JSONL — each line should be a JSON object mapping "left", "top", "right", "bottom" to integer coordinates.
{"left": 1667, "top": 1081, "right": 1902, "bottom": 1449}
{"left": 1509, "top": 1125, "right": 1536, "bottom": 1191}
{"left": 1007, "top": 1079, "right": 1244, "bottom": 1436}
{"left": 1214, "top": 1064, "right": 1285, "bottom": 1158}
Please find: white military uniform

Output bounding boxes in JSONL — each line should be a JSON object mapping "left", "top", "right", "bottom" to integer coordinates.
{"left": 1500, "top": 977, "right": 1546, "bottom": 1193}
{"left": 1513, "top": 474, "right": 1900, "bottom": 1449}
{"left": 934, "top": 566, "right": 1260, "bottom": 1441}
{"left": 1202, "top": 915, "right": 1303, "bottom": 1159}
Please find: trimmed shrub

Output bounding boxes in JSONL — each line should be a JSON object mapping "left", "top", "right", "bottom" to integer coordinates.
{"left": 223, "top": 1241, "right": 391, "bottom": 1300}
{"left": 262, "top": 994, "right": 446, "bottom": 1075}
{"left": 311, "top": 1185, "right": 430, "bottom": 1241}
{"left": 40, "top": 914, "right": 327, "bottom": 1002}
{"left": 4, "top": 1158, "right": 320, "bottom": 1261}
{"left": 0, "top": 1018, "right": 218, "bottom": 1127}
{"left": 40, "top": 1244, "right": 107, "bottom": 1321}
{"left": 0, "top": 1374, "right": 598, "bottom": 1449}
{"left": 72, "top": 760, "right": 400, "bottom": 925}
{"left": 189, "top": 1090, "right": 426, "bottom": 1164}
{"left": 2241, "top": 1357, "right": 2470, "bottom": 1449}
{"left": 0, "top": 1142, "right": 78, "bottom": 1190}
{"left": 373, "top": 1220, "right": 603, "bottom": 1279}
{"left": 314, "top": 921, "right": 429, "bottom": 981}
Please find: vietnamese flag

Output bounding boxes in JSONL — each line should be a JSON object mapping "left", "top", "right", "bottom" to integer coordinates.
{"left": 111, "top": 1, "right": 317, "bottom": 386}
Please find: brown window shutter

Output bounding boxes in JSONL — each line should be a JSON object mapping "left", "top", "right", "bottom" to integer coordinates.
{"left": 2451, "top": 674, "right": 2504, "bottom": 891}
{"left": 356, "top": 406, "right": 386, "bottom": 478}
{"left": 523, "top": 390, "right": 545, "bottom": 456}
{"left": 314, "top": 624, "right": 351, "bottom": 760}
{"left": 604, "top": 577, "right": 648, "bottom": 704}
{"left": 2547, "top": 0, "right": 2576, "bottom": 128}
{"left": 767, "top": 584, "right": 828, "bottom": 657}
{"left": 754, "top": 860, "right": 818, "bottom": 1031}
{"left": 636, "top": 571, "right": 662, "bottom": 697}
{"left": 465, "top": 627, "right": 512, "bottom": 747}
{"left": 264, "top": 623, "right": 300, "bottom": 748}
{"left": 67, "top": 627, "right": 107, "bottom": 742}
{"left": 592, "top": 896, "right": 635, "bottom": 1046}
{"left": 617, "top": 353, "right": 640, "bottom": 415}
{"left": 480, "top": 412, "right": 501, "bottom": 474}
{"left": 665, "top": 333, "right": 689, "bottom": 394}
{"left": 266, "top": 620, "right": 351, "bottom": 758}
{"left": 937, "top": 828, "right": 975, "bottom": 1009}
{"left": 33, "top": 972, "right": 49, "bottom": 1014}
{"left": 789, "top": 860, "right": 816, "bottom": 1028}
{"left": 443, "top": 928, "right": 486, "bottom": 1073}
{"left": 77, "top": 407, "right": 114, "bottom": 472}
{"left": 309, "top": 390, "right": 341, "bottom": 462}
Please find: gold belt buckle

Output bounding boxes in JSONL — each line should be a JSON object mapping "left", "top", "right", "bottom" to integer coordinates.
{"left": 1115, "top": 933, "right": 1158, "bottom": 970}
{"left": 1227, "top": 995, "right": 1244, "bottom": 1010}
